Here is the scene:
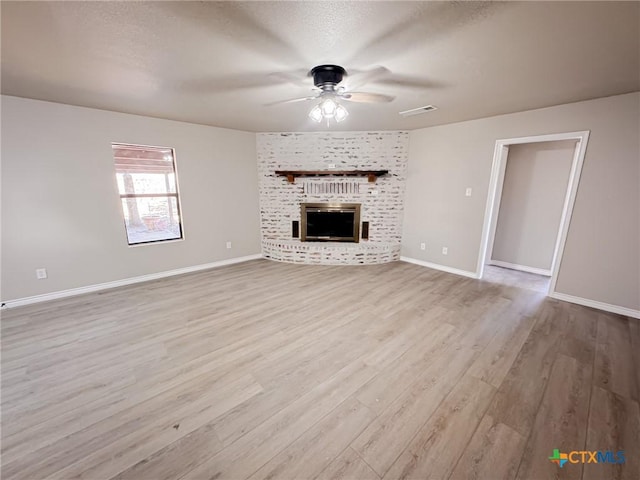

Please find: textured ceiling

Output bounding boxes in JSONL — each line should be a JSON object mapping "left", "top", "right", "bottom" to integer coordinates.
{"left": 2, "top": 1, "right": 639, "bottom": 132}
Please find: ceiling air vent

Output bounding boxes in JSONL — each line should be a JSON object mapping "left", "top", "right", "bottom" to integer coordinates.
{"left": 399, "top": 105, "right": 438, "bottom": 117}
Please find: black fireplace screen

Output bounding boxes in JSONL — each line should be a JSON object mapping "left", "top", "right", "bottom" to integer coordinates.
{"left": 301, "top": 203, "right": 361, "bottom": 242}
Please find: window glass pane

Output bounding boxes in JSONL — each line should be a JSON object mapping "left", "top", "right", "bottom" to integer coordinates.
{"left": 116, "top": 172, "right": 177, "bottom": 195}
{"left": 166, "top": 173, "right": 177, "bottom": 194}
{"left": 121, "top": 196, "right": 181, "bottom": 245}
{"left": 112, "top": 143, "right": 183, "bottom": 245}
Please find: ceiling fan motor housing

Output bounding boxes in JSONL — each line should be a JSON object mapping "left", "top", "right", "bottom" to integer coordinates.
{"left": 310, "top": 65, "right": 346, "bottom": 89}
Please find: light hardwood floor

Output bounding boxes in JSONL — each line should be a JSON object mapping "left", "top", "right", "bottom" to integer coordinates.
{"left": 1, "top": 259, "right": 638, "bottom": 480}
{"left": 482, "top": 264, "right": 550, "bottom": 294}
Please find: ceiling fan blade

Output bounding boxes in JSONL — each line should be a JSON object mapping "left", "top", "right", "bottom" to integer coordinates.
{"left": 158, "top": 3, "right": 304, "bottom": 66}
{"left": 343, "top": 66, "right": 390, "bottom": 90}
{"left": 267, "top": 70, "right": 310, "bottom": 88}
{"left": 264, "top": 95, "right": 318, "bottom": 107}
{"left": 340, "top": 92, "right": 395, "bottom": 103}
{"left": 351, "top": 2, "right": 502, "bottom": 65}
{"left": 374, "top": 76, "right": 446, "bottom": 90}
{"left": 178, "top": 75, "right": 269, "bottom": 94}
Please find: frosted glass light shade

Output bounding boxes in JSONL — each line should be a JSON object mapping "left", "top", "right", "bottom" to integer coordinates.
{"left": 309, "top": 105, "right": 323, "bottom": 122}
{"left": 335, "top": 104, "right": 348, "bottom": 122}
{"left": 308, "top": 98, "right": 348, "bottom": 124}
{"left": 320, "top": 98, "right": 337, "bottom": 117}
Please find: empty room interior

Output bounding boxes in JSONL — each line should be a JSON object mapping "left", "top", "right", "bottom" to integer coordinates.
{"left": 2, "top": 2, "right": 639, "bottom": 480}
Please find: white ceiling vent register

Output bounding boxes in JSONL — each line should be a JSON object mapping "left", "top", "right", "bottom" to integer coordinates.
{"left": 399, "top": 105, "right": 438, "bottom": 117}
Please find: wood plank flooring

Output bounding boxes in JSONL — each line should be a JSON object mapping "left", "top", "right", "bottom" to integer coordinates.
{"left": 1, "top": 259, "right": 638, "bottom": 480}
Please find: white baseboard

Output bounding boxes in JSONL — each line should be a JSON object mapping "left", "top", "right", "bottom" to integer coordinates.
{"left": 400, "top": 256, "right": 479, "bottom": 279}
{"left": 402, "top": 257, "right": 638, "bottom": 319}
{"left": 549, "top": 292, "right": 640, "bottom": 319}
{"left": 488, "top": 260, "right": 552, "bottom": 277}
{"left": 1, "top": 254, "right": 263, "bottom": 309}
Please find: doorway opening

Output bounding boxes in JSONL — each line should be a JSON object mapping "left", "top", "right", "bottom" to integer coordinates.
{"left": 477, "top": 131, "right": 590, "bottom": 295}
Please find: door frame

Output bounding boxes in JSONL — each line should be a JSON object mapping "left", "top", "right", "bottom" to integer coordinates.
{"left": 476, "top": 130, "right": 590, "bottom": 295}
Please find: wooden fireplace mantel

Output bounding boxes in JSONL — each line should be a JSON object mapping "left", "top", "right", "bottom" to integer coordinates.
{"left": 275, "top": 170, "right": 389, "bottom": 183}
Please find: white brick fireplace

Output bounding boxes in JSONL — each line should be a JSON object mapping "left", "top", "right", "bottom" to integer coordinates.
{"left": 257, "top": 131, "right": 409, "bottom": 265}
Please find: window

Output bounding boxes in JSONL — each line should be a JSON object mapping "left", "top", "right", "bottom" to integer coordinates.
{"left": 112, "top": 143, "right": 184, "bottom": 245}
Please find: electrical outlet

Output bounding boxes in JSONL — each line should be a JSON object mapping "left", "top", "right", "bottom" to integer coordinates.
{"left": 328, "top": 163, "right": 336, "bottom": 169}
{"left": 442, "top": 247, "right": 448, "bottom": 255}
{"left": 465, "top": 187, "right": 472, "bottom": 197}
{"left": 420, "top": 242, "right": 426, "bottom": 250}
{"left": 36, "top": 268, "right": 47, "bottom": 279}
{"left": 226, "top": 241, "right": 232, "bottom": 249}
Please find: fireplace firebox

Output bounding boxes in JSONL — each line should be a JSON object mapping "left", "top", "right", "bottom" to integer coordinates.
{"left": 301, "top": 203, "right": 361, "bottom": 242}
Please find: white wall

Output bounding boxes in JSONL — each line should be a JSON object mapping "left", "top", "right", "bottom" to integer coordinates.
{"left": 1, "top": 96, "right": 261, "bottom": 302}
{"left": 491, "top": 140, "right": 575, "bottom": 272}
{"left": 403, "top": 92, "right": 640, "bottom": 311}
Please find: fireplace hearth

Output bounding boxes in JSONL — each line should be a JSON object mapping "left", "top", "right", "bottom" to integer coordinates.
{"left": 301, "top": 203, "right": 361, "bottom": 242}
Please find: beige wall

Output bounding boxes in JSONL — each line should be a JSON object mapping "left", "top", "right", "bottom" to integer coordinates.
{"left": 403, "top": 92, "right": 640, "bottom": 311}
{"left": 491, "top": 140, "right": 575, "bottom": 271}
{"left": 3, "top": 93, "right": 639, "bottom": 312}
{"left": 1, "top": 96, "right": 261, "bottom": 302}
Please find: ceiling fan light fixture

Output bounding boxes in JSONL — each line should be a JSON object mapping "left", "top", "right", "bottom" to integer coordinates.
{"left": 320, "top": 98, "right": 337, "bottom": 117}
{"left": 309, "top": 98, "right": 349, "bottom": 124}
{"left": 335, "top": 104, "right": 349, "bottom": 122}
{"left": 309, "top": 105, "right": 323, "bottom": 122}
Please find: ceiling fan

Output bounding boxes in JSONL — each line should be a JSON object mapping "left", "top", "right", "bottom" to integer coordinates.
{"left": 267, "top": 65, "right": 395, "bottom": 124}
